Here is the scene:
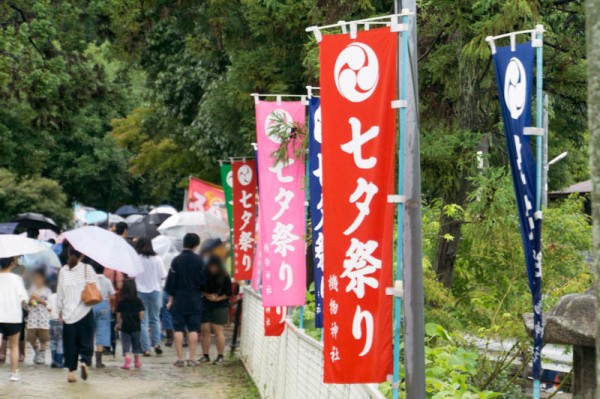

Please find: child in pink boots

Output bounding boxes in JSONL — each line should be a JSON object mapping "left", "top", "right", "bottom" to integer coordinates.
{"left": 115, "top": 280, "right": 144, "bottom": 370}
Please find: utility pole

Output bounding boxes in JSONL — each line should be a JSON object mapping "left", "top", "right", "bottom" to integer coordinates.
{"left": 585, "top": 0, "right": 600, "bottom": 394}
{"left": 397, "top": 0, "right": 426, "bottom": 397}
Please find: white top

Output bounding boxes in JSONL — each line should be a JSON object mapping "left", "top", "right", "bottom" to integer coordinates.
{"left": 0, "top": 272, "right": 29, "bottom": 323}
{"left": 27, "top": 285, "right": 52, "bottom": 329}
{"left": 48, "top": 293, "right": 60, "bottom": 320}
{"left": 135, "top": 255, "right": 167, "bottom": 293}
{"left": 96, "top": 274, "right": 116, "bottom": 300}
{"left": 57, "top": 263, "right": 99, "bottom": 324}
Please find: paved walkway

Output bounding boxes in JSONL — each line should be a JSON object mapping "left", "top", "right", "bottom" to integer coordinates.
{"left": 0, "top": 343, "right": 258, "bottom": 399}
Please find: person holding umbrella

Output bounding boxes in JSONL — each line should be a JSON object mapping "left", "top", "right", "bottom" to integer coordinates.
{"left": 0, "top": 256, "right": 29, "bottom": 382}
{"left": 57, "top": 247, "right": 99, "bottom": 383}
{"left": 133, "top": 238, "right": 166, "bottom": 357}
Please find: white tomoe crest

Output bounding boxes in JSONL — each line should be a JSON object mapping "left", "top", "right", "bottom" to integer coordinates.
{"left": 314, "top": 106, "right": 322, "bottom": 143}
{"left": 226, "top": 170, "right": 233, "bottom": 188}
{"left": 334, "top": 42, "right": 379, "bottom": 103}
{"left": 265, "top": 109, "right": 294, "bottom": 144}
{"left": 504, "top": 57, "right": 527, "bottom": 120}
{"left": 237, "top": 164, "right": 253, "bottom": 186}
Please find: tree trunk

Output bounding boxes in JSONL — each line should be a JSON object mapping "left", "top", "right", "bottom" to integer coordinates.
{"left": 434, "top": 173, "right": 470, "bottom": 288}
{"left": 586, "top": 0, "right": 600, "bottom": 395}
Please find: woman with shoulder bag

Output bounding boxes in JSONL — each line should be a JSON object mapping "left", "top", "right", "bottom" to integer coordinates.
{"left": 57, "top": 245, "right": 99, "bottom": 383}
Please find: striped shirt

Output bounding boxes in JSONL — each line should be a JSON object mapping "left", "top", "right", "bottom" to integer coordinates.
{"left": 57, "top": 263, "right": 99, "bottom": 324}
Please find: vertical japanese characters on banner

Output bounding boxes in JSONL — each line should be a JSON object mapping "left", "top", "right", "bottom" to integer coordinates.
{"left": 232, "top": 160, "right": 257, "bottom": 281}
{"left": 264, "top": 306, "right": 287, "bottom": 336}
{"left": 320, "top": 27, "right": 396, "bottom": 383}
{"left": 255, "top": 100, "right": 307, "bottom": 307}
{"left": 492, "top": 42, "right": 543, "bottom": 379}
{"left": 308, "top": 97, "right": 324, "bottom": 328}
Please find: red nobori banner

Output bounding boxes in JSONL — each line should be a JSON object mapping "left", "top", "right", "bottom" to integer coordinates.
{"left": 264, "top": 306, "right": 287, "bottom": 336}
{"left": 255, "top": 100, "right": 307, "bottom": 307}
{"left": 232, "top": 160, "right": 257, "bottom": 280}
{"left": 320, "top": 27, "right": 396, "bottom": 383}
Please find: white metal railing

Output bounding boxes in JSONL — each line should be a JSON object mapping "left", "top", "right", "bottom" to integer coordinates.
{"left": 239, "top": 287, "right": 385, "bottom": 399}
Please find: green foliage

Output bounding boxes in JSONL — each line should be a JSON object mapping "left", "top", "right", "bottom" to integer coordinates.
{"left": 0, "top": 168, "right": 71, "bottom": 227}
{"left": 378, "top": 323, "right": 514, "bottom": 399}
{"left": 0, "top": 1, "right": 145, "bottom": 211}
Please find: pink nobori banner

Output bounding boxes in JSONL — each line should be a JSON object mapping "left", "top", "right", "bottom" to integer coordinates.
{"left": 255, "top": 100, "right": 307, "bottom": 307}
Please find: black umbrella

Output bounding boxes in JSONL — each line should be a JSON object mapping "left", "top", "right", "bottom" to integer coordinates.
{"left": 115, "top": 205, "right": 147, "bottom": 217}
{"left": 128, "top": 220, "right": 159, "bottom": 239}
{"left": 11, "top": 213, "right": 60, "bottom": 233}
{"left": 143, "top": 213, "right": 171, "bottom": 226}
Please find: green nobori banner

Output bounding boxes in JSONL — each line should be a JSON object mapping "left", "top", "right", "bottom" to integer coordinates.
{"left": 220, "top": 163, "right": 234, "bottom": 268}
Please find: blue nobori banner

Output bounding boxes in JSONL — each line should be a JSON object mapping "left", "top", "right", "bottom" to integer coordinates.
{"left": 308, "top": 96, "right": 324, "bottom": 328}
{"left": 492, "top": 42, "right": 543, "bottom": 379}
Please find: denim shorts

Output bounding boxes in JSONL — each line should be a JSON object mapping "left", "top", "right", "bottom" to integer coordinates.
{"left": 93, "top": 300, "right": 112, "bottom": 347}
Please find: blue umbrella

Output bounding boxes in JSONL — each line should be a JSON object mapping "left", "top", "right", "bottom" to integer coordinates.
{"left": 85, "top": 210, "right": 108, "bottom": 225}
{"left": 0, "top": 223, "right": 17, "bottom": 235}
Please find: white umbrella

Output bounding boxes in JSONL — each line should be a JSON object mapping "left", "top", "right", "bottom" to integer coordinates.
{"left": 149, "top": 205, "right": 177, "bottom": 216}
{"left": 158, "top": 211, "right": 229, "bottom": 243}
{"left": 125, "top": 214, "right": 144, "bottom": 224}
{"left": 0, "top": 235, "right": 48, "bottom": 258}
{"left": 108, "top": 214, "right": 125, "bottom": 224}
{"left": 63, "top": 226, "right": 143, "bottom": 276}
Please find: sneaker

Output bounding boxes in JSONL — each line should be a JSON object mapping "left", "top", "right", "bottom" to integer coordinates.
{"left": 9, "top": 371, "right": 20, "bottom": 382}
{"left": 173, "top": 360, "right": 185, "bottom": 368}
{"left": 198, "top": 355, "right": 210, "bottom": 364}
{"left": 35, "top": 351, "right": 46, "bottom": 365}
{"left": 212, "top": 356, "right": 225, "bottom": 366}
{"left": 154, "top": 346, "right": 163, "bottom": 356}
{"left": 80, "top": 363, "right": 88, "bottom": 381}
{"left": 186, "top": 359, "right": 198, "bottom": 367}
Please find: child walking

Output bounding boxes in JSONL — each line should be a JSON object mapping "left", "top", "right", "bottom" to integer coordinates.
{"left": 0, "top": 256, "right": 29, "bottom": 381}
{"left": 115, "top": 279, "right": 144, "bottom": 370}
{"left": 26, "top": 269, "right": 51, "bottom": 365}
{"left": 47, "top": 287, "right": 63, "bottom": 368}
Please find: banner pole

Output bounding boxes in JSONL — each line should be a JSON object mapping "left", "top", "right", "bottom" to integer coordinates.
{"left": 391, "top": 9, "right": 409, "bottom": 399}
{"left": 533, "top": 24, "right": 544, "bottom": 399}
{"left": 401, "top": 0, "right": 427, "bottom": 397}
{"left": 542, "top": 94, "right": 549, "bottom": 208}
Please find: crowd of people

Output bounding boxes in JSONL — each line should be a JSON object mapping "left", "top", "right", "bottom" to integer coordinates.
{"left": 0, "top": 222, "right": 234, "bottom": 383}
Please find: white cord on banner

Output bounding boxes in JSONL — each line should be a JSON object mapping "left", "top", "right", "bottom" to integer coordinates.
{"left": 349, "top": 21, "right": 357, "bottom": 39}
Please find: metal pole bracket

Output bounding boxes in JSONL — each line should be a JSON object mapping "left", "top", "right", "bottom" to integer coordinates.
{"left": 386, "top": 280, "right": 404, "bottom": 297}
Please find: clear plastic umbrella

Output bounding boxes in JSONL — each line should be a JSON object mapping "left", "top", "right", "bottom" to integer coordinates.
{"left": 149, "top": 205, "right": 177, "bottom": 216}
{"left": 20, "top": 242, "right": 61, "bottom": 271}
{"left": 157, "top": 211, "right": 229, "bottom": 243}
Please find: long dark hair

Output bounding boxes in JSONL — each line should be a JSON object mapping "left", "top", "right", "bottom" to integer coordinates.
{"left": 120, "top": 279, "right": 138, "bottom": 301}
{"left": 135, "top": 237, "right": 156, "bottom": 257}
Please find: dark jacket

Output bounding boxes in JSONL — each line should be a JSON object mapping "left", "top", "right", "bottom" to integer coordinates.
{"left": 165, "top": 250, "right": 204, "bottom": 314}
